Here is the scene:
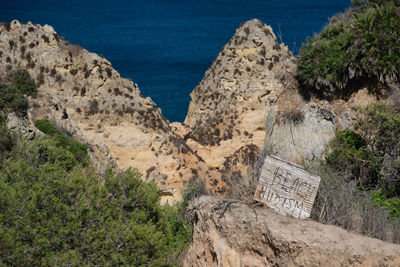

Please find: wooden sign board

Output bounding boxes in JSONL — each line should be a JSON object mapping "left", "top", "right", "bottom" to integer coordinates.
{"left": 254, "top": 156, "right": 320, "bottom": 219}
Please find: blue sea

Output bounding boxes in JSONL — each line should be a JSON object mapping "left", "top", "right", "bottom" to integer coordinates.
{"left": 1, "top": 0, "right": 350, "bottom": 122}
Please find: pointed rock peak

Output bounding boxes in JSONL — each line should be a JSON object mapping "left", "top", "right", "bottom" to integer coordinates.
{"left": 227, "top": 19, "right": 281, "bottom": 50}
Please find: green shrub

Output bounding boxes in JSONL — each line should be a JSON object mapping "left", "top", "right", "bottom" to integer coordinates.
{"left": 0, "top": 135, "right": 191, "bottom": 266}
{"left": 372, "top": 191, "right": 400, "bottom": 218}
{"left": 180, "top": 179, "right": 206, "bottom": 214}
{"left": 0, "top": 69, "right": 36, "bottom": 116}
{"left": 297, "top": 0, "right": 400, "bottom": 97}
{"left": 13, "top": 69, "right": 36, "bottom": 96}
{"left": 357, "top": 103, "right": 400, "bottom": 196}
{"left": 0, "top": 115, "right": 16, "bottom": 162}
{"left": 327, "top": 103, "right": 400, "bottom": 196}
{"left": 0, "top": 84, "right": 29, "bottom": 116}
{"left": 321, "top": 103, "right": 400, "bottom": 243}
{"left": 34, "top": 119, "right": 89, "bottom": 164}
{"left": 326, "top": 129, "right": 377, "bottom": 185}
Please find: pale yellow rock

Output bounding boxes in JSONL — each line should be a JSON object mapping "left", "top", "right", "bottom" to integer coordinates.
{"left": 182, "top": 19, "right": 297, "bottom": 189}
{"left": 0, "top": 20, "right": 226, "bottom": 202}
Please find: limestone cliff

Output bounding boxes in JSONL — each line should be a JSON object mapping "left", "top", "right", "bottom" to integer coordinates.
{"left": 181, "top": 19, "right": 296, "bottom": 190}
{"left": 184, "top": 196, "right": 400, "bottom": 266}
{"left": 0, "top": 20, "right": 226, "bottom": 202}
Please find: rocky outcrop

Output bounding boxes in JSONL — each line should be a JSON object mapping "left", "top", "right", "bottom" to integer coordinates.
{"left": 184, "top": 196, "right": 400, "bottom": 266}
{"left": 0, "top": 20, "right": 226, "bottom": 202}
{"left": 181, "top": 19, "right": 296, "bottom": 188}
{"left": 6, "top": 112, "right": 41, "bottom": 140}
{"left": 0, "top": 18, "right": 384, "bottom": 201}
{"left": 263, "top": 87, "right": 380, "bottom": 166}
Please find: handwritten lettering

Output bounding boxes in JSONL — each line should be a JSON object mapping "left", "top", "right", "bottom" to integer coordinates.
{"left": 254, "top": 156, "right": 320, "bottom": 219}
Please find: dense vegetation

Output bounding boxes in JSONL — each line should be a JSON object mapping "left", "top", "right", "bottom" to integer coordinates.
{"left": 298, "top": 0, "right": 400, "bottom": 243}
{"left": 0, "top": 133, "right": 191, "bottom": 265}
{"left": 327, "top": 103, "right": 400, "bottom": 212}
{"left": 0, "top": 70, "right": 191, "bottom": 266}
{"left": 312, "top": 103, "right": 400, "bottom": 243}
{"left": 34, "top": 119, "right": 89, "bottom": 164}
{"left": 297, "top": 0, "right": 400, "bottom": 97}
{"left": 0, "top": 69, "right": 36, "bottom": 115}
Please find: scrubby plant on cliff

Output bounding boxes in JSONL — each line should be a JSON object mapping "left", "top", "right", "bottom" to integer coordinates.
{"left": 312, "top": 103, "right": 400, "bottom": 243}
{"left": 12, "top": 68, "right": 36, "bottom": 96}
{"left": 0, "top": 69, "right": 36, "bottom": 115}
{"left": 311, "top": 102, "right": 400, "bottom": 243}
{"left": 297, "top": 0, "right": 400, "bottom": 97}
{"left": 327, "top": 103, "right": 400, "bottom": 197}
{"left": 0, "top": 115, "right": 16, "bottom": 162}
{"left": 0, "top": 128, "right": 191, "bottom": 266}
{"left": 0, "top": 79, "right": 191, "bottom": 265}
{"left": 34, "top": 119, "right": 89, "bottom": 164}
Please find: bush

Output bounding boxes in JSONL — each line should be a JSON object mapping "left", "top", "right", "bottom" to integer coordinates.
{"left": 327, "top": 103, "right": 400, "bottom": 197}
{"left": 180, "top": 179, "right": 206, "bottom": 214}
{"left": 297, "top": 0, "right": 400, "bottom": 97}
{"left": 13, "top": 69, "right": 36, "bottom": 96}
{"left": 317, "top": 102, "right": 400, "bottom": 243}
{"left": 356, "top": 103, "right": 400, "bottom": 197}
{"left": 372, "top": 191, "right": 400, "bottom": 218}
{"left": 281, "top": 108, "right": 305, "bottom": 124}
{"left": 0, "top": 69, "right": 36, "bottom": 116}
{"left": 326, "top": 129, "right": 374, "bottom": 185}
{"left": 0, "top": 115, "right": 16, "bottom": 162}
{"left": 0, "top": 84, "right": 29, "bottom": 116}
{"left": 0, "top": 134, "right": 191, "bottom": 266}
{"left": 86, "top": 99, "right": 99, "bottom": 115}
{"left": 34, "top": 119, "right": 89, "bottom": 164}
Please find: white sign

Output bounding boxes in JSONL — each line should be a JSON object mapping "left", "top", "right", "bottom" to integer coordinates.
{"left": 254, "top": 156, "right": 320, "bottom": 219}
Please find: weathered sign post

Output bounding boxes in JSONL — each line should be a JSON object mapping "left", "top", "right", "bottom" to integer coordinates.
{"left": 254, "top": 156, "right": 320, "bottom": 219}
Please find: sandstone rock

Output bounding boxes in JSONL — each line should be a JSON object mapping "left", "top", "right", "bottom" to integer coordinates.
{"left": 184, "top": 196, "right": 400, "bottom": 266}
{"left": 183, "top": 19, "right": 296, "bottom": 189}
{"left": 0, "top": 20, "right": 226, "bottom": 202}
{"left": 0, "top": 18, "right": 383, "bottom": 203}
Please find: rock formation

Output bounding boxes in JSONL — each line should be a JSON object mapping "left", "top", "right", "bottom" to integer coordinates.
{"left": 262, "top": 87, "right": 380, "bottom": 166}
{"left": 0, "top": 20, "right": 226, "bottom": 202}
{"left": 184, "top": 196, "right": 400, "bottom": 266}
{"left": 3, "top": 17, "right": 400, "bottom": 265}
{"left": 0, "top": 18, "right": 385, "bottom": 202}
{"left": 181, "top": 19, "right": 296, "bottom": 191}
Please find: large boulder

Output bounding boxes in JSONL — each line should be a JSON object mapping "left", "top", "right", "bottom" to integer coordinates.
{"left": 184, "top": 196, "right": 400, "bottom": 266}
{"left": 262, "top": 87, "right": 380, "bottom": 167}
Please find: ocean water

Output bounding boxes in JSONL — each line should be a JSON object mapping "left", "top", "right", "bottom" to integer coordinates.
{"left": 1, "top": 0, "right": 350, "bottom": 122}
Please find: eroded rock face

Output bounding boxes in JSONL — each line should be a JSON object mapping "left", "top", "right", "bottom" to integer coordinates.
{"left": 182, "top": 19, "right": 296, "bottom": 187}
{"left": 0, "top": 20, "right": 226, "bottom": 202}
{"left": 184, "top": 196, "right": 400, "bottom": 267}
{"left": 263, "top": 87, "right": 380, "bottom": 167}
{"left": 6, "top": 112, "right": 41, "bottom": 140}
{"left": 0, "top": 19, "right": 381, "bottom": 202}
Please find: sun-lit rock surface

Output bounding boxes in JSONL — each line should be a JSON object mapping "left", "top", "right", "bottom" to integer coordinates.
{"left": 0, "top": 20, "right": 226, "bottom": 202}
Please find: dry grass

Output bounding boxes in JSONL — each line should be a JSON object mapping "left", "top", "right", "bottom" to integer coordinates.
{"left": 281, "top": 108, "right": 305, "bottom": 124}
{"left": 310, "top": 164, "right": 400, "bottom": 244}
{"left": 277, "top": 85, "right": 306, "bottom": 124}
